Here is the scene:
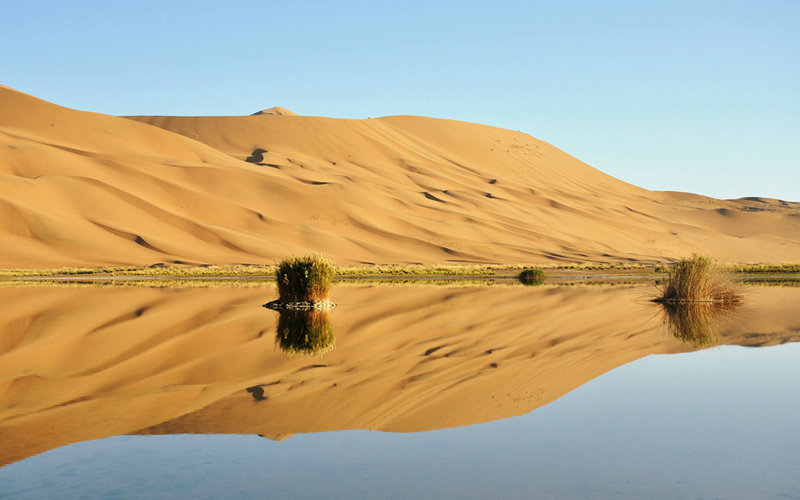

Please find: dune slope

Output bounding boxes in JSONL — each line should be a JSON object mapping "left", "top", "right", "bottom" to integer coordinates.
{"left": 1, "top": 85, "right": 798, "bottom": 268}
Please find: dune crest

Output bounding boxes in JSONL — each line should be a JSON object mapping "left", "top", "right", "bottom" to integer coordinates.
{"left": 0, "top": 85, "right": 798, "bottom": 268}
{"left": 252, "top": 106, "right": 297, "bottom": 116}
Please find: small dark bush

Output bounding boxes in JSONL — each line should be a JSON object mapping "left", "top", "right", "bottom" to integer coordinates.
{"left": 276, "top": 255, "right": 334, "bottom": 303}
{"left": 518, "top": 268, "right": 545, "bottom": 285}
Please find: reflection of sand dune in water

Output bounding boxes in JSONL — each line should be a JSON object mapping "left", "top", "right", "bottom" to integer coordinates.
{"left": 1, "top": 285, "right": 799, "bottom": 466}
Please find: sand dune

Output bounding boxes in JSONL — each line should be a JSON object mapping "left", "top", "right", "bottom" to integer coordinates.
{"left": 0, "top": 284, "right": 798, "bottom": 466}
{"left": 252, "top": 106, "right": 297, "bottom": 116}
{"left": 1, "top": 85, "right": 799, "bottom": 268}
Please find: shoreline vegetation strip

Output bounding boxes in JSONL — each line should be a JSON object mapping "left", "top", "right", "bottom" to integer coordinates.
{"left": 0, "top": 278, "right": 798, "bottom": 289}
{"left": 0, "top": 262, "right": 798, "bottom": 281}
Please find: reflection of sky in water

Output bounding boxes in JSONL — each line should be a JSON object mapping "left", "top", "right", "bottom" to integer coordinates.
{"left": 1, "top": 344, "right": 798, "bottom": 499}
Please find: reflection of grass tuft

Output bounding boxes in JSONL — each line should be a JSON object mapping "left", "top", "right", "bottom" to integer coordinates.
{"left": 742, "top": 278, "right": 800, "bottom": 288}
{"left": 660, "top": 301, "right": 739, "bottom": 347}
{"left": 655, "top": 254, "right": 742, "bottom": 304}
{"left": 518, "top": 268, "right": 545, "bottom": 285}
{"left": 276, "top": 309, "right": 334, "bottom": 356}
{"left": 276, "top": 255, "right": 334, "bottom": 303}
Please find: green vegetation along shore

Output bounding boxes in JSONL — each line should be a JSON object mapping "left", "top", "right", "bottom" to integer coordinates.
{"left": 0, "top": 261, "right": 799, "bottom": 281}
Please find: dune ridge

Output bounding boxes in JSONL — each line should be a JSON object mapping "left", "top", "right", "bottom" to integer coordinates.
{"left": 252, "top": 106, "right": 297, "bottom": 116}
{"left": 1, "top": 85, "right": 799, "bottom": 268}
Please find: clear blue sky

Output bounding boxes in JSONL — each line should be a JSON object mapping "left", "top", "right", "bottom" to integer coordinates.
{"left": 3, "top": 1, "right": 798, "bottom": 201}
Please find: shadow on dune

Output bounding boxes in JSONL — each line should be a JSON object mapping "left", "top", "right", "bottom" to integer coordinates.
{"left": 246, "top": 386, "right": 267, "bottom": 401}
{"left": 245, "top": 148, "right": 267, "bottom": 164}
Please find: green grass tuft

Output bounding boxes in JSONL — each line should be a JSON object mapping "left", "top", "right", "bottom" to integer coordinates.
{"left": 276, "top": 255, "right": 334, "bottom": 303}
{"left": 518, "top": 268, "right": 545, "bottom": 285}
{"left": 655, "top": 254, "right": 742, "bottom": 304}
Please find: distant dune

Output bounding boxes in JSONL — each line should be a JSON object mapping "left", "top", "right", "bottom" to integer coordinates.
{"left": 251, "top": 106, "right": 297, "bottom": 116}
{"left": 1, "top": 85, "right": 798, "bottom": 268}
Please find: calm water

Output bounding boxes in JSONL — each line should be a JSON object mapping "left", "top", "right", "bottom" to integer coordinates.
{"left": 0, "top": 283, "right": 798, "bottom": 499}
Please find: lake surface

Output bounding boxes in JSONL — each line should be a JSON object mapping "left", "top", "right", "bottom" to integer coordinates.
{"left": 0, "top": 283, "right": 798, "bottom": 499}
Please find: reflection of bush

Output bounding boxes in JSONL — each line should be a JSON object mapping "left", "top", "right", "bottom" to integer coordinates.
{"left": 276, "top": 309, "right": 335, "bottom": 356}
{"left": 518, "top": 268, "right": 545, "bottom": 286}
{"left": 660, "top": 301, "right": 739, "bottom": 347}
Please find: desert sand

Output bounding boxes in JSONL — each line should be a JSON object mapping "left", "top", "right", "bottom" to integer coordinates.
{"left": 0, "top": 283, "right": 798, "bottom": 466}
{"left": 1, "top": 85, "right": 798, "bottom": 269}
